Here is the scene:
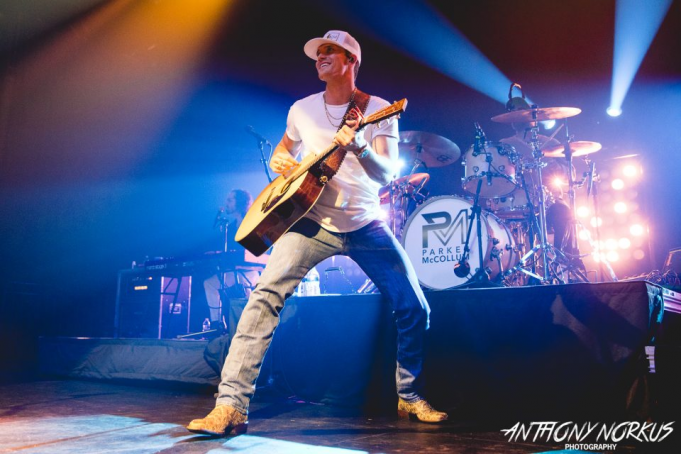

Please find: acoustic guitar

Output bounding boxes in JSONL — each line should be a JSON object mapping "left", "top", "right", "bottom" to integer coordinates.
{"left": 235, "top": 98, "right": 408, "bottom": 256}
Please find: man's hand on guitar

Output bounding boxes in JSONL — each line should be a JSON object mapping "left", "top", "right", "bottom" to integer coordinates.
{"left": 334, "top": 107, "right": 367, "bottom": 155}
{"left": 270, "top": 153, "right": 300, "bottom": 175}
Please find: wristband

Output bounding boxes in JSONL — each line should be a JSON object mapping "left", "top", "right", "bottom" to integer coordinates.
{"left": 354, "top": 144, "right": 370, "bottom": 159}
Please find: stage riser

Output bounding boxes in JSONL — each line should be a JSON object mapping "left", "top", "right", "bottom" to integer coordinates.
{"left": 40, "top": 281, "right": 673, "bottom": 421}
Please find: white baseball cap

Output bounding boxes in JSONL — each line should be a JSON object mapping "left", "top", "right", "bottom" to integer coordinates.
{"left": 304, "top": 30, "right": 361, "bottom": 64}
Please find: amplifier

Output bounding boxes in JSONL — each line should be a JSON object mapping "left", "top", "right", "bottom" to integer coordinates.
{"left": 115, "top": 271, "right": 192, "bottom": 339}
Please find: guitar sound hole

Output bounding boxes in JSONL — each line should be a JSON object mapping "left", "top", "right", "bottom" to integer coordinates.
{"left": 279, "top": 201, "right": 295, "bottom": 219}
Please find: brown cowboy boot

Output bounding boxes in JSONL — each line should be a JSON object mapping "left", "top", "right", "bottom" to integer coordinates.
{"left": 187, "top": 404, "right": 248, "bottom": 436}
{"left": 397, "top": 397, "right": 448, "bottom": 423}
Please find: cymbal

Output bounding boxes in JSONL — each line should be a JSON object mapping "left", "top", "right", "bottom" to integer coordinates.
{"left": 379, "top": 173, "right": 430, "bottom": 204}
{"left": 398, "top": 131, "right": 460, "bottom": 168}
{"left": 543, "top": 141, "right": 602, "bottom": 158}
{"left": 491, "top": 107, "right": 582, "bottom": 123}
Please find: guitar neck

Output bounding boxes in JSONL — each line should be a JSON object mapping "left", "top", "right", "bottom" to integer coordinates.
{"left": 290, "top": 142, "right": 341, "bottom": 180}
{"left": 286, "top": 122, "right": 367, "bottom": 182}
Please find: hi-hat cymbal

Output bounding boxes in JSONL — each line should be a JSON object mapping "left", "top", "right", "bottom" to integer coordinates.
{"left": 398, "top": 131, "right": 460, "bottom": 168}
{"left": 543, "top": 141, "right": 602, "bottom": 158}
{"left": 491, "top": 107, "right": 582, "bottom": 123}
{"left": 379, "top": 173, "right": 430, "bottom": 204}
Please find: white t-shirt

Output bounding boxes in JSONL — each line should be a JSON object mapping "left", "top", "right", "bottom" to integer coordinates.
{"left": 285, "top": 91, "right": 399, "bottom": 233}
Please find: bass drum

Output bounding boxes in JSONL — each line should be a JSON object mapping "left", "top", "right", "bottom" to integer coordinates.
{"left": 401, "top": 196, "right": 517, "bottom": 290}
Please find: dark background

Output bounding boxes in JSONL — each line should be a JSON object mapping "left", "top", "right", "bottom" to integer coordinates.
{"left": 0, "top": 0, "right": 679, "bottom": 367}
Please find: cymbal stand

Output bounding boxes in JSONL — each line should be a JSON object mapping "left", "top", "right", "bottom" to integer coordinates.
{"left": 503, "top": 113, "right": 560, "bottom": 284}
{"left": 555, "top": 120, "right": 589, "bottom": 282}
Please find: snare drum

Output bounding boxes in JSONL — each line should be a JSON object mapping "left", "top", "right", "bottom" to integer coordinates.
{"left": 401, "top": 196, "right": 518, "bottom": 290}
{"left": 462, "top": 142, "right": 517, "bottom": 197}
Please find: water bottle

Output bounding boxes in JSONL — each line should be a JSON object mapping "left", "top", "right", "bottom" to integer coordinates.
{"left": 306, "top": 266, "right": 320, "bottom": 296}
{"left": 202, "top": 318, "right": 211, "bottom": 331}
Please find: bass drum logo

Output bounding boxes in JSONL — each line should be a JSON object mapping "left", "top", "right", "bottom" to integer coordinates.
{"left": 401, "top": 196, "right": 516, "bottom": 290}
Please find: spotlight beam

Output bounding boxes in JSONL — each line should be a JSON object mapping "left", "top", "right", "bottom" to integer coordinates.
{"left": 326, "top": 0, "right": 513, "bottom": 104}
{"left": 609, "top": 0, "right": 673, "bottom": 114}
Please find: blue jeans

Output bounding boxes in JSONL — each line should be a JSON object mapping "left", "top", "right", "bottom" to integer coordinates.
{"left": 216, "top": 218, "right": 431, "bottom": 414}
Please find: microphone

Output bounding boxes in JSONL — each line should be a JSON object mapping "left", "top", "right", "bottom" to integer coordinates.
{"left": 213, "top": 209, "right": 225, "bottom": 229}
{"left": 454, "top": 259, "right": 470, "bottom": 278}
{"left": 245, "top": 125, "right": 271, "bottom": 145}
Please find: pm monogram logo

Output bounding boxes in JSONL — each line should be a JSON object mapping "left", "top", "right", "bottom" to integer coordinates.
{"left": 421, "top": 209, "right": 469, "bottom": 248}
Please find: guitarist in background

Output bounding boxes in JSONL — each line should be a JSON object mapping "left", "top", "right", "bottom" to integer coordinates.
{"left": 188, "top": 30, "right": 447, "bottom": 436}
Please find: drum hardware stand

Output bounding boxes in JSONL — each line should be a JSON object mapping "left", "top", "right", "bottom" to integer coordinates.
{"left": 385, "top": 150, "right": 424, "bottom": 238}
{"left": 454, "top": 179, "right": 500, "bottom": 288}
{"left": 584, "top": 159, "right": 618, "bottom": 282}
{"left": 552, "top": 120, "right": 591, "bottom": 282}
{"left": 386, "top": 172, "right": 429, "bottom": 238}
{"left": 503, "top": 112, "right": 575, "bottom": 284}
{"left": 388, "top": 182, "right": 399, "bottom": 236}
{"left": 386, "top": 179, "right": 409, "bottom": 237}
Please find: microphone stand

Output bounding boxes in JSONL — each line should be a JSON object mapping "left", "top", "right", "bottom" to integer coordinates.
{"left": 258, "top": 139, "right": 274, "bottom": 183}
{"left": 246, "top": 126, "right": 274, "bottom": 183}
{"left": 455, "top": 178, "right": 503, "bottom": 288}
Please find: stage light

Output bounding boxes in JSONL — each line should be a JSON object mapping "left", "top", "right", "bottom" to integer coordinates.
{"left": 542, "top": 120, "right": 556, "bottom": 129}
{"left": 609, "top": 0, "right": 672, "bottom": 120}
{"left": 576, "top": 206, "right": 590, "bottom": 218}
{"left": 607, "top": 107, "right": 622, "bottom": 117}
{"left": 606, "top": 251, "right": 620, "bottom": 262}
{"left": 593, "top": 252, "right": 602, "bottom": 263}
{"left": 619, "top": 237, "right": 631, "bottom": 249}
{"left": 397, "top": 159, "right": 406, "bottom": 170}
{"left": 614, "top": 202, "right": 627, "bottom": 213}
{"left": 622, "top": 164, "right": 639, "bottom": 178}
{"left": 611, "top": 179, "right": 625, "bottom": 190}
{"left": 633, "top": 249, "right": 646, "bottom": 260}
{"left": 630, "top": 224, "right": 645, "bottom": 236}
{"left": 552, "top": 177, "right": 565, "bottom": 188}
{"left": 605, "top": 239, "right": 618, "bottom": 250}
{"left": 590, "top": 217, "right": 603, "bottom": 228}
{"left": 337, "top": 0, "right": 513, "bottom": 103}
{"left": 578, "top": 229, "right": 590, "bottom": 241}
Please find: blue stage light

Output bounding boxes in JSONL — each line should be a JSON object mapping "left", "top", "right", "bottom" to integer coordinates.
{"left": 606, "top": 107, "right": 622, "bottom": 117}
{"left": 609, "top": 0, "right": 672, "bottom": 115}
{"left": 335, "top": 0, "right": 513, "bottom": 104}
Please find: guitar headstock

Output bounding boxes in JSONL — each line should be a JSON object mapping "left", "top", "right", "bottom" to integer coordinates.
{"left": 361, "top": 98, "right": 408, "bottom": 127}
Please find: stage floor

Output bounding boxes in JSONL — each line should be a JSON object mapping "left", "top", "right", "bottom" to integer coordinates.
{"left": 0, "top": 377, "right": 651, "bottom": 454}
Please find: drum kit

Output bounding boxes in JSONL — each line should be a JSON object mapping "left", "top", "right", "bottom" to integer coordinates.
{"left": 386, "top": 104, "right": 608, "bottom": 290}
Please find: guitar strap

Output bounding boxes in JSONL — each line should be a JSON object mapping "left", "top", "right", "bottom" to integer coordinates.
{"left": 319, "top": 89, "right": 371, "bottom": 178}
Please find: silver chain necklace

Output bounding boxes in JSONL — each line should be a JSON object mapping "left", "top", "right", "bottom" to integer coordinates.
{"left": 323, "top": 89, "right": 356, "bottom": 129}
